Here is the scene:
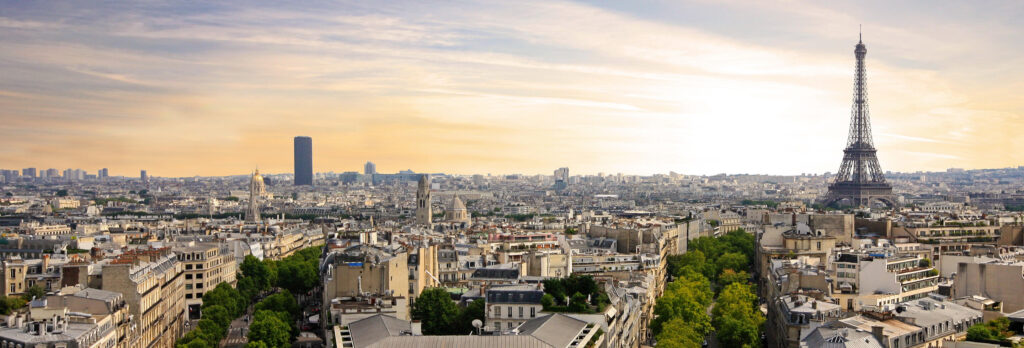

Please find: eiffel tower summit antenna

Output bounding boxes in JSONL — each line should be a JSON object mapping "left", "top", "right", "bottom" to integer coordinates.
{"left": 822, "top": 31, "right": 894, "bottom": 208}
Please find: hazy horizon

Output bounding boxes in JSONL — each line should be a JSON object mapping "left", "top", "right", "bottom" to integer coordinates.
{"left": 3, "top": 1, "right": 1023, "bottom": 177}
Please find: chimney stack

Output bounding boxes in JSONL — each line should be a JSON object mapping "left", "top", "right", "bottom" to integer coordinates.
{"left": 871, "top": 326, "right": 885, "bottom": 345}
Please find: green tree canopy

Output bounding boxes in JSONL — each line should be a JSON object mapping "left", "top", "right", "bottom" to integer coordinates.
{"left": 540, "top": 294, "right": 555, "bottom": 309}
{"left": 22, "top": 285, "right": 46, "bottom": 301}
{"left": 197, "top": 319, "right": 225, "bottom": 343}
{"left": 650, "top": 273, "right": 713, "bottom": 336}
{"left": 456, "top": 299, "right": 486, "bottom": 334}
{"left": 411, "top": 288, "right": 460, "bottom": 335}
{"left": 656, "top": 318, "right": 705, "bottom": 348}
{"left": 202, "top": 283, "right": 244, "bottom": 317}
{"left": 201, "top": 305, "right": 232, "bottom": 332}
{"left": 719, "top": 269, "right": 749, "bottom": 287}
{"left": 255, "top": 291, "right": 300, "bottom": 319}
{"left": 241, "top": 255, "right": 273, "bottom": 291}
{"left": 712, "top": 283, "right": 764, "bottom": 348}
{"left": 716, "top": 252, "right": 749, "bottom": 278}
{"left": 248, "top": 315, "right": 291, "bottom": 348}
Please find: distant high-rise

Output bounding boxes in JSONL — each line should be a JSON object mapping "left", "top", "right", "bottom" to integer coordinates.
{"left": 21, "top": 168, "right": 36, "bottom": 178}
{"left": 293, "top": 136, "right": 313, "bottom": 186}
{"left": 416, "top": 174, "right": 432, "bottom": 225}
{"left": 141, "top": 170, "right": 149, "bottom": 184}
{"left": 823, "top": 34, "right": 894, "bottom": 207}
{"left": 99, "top": 168, "right": 109, "bottom": 178}
{"left": 364, "top": 161, "right": 377, "bottom": 175}
{"left": 46, "top": 168, "right": 59, "bottom": 178}
{"left": 554, "top": 167, "right": 569, "bottom": 191}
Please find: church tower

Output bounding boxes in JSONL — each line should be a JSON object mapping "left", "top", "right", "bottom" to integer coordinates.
{"left": 416, "top": 174, "right": 432, "bottom": 225}
{"left": 245, "top": 169, "right": 266, "bottom": 223}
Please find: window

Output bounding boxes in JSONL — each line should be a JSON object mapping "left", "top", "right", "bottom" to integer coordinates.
{"left": 530, "top": 307, "right": 536, "bottom": 318}
{"left": 186, "top": 284, "right": 193, "bottom": 290}
{"left": 494, "top": 306, "right": 500, "bottom": 316}
{"left": 186, "top": 265, "right": 193, "bottom": 270}
{"left": 185, "top": 294, "right": 192, "bottom": 299}
{"left": 508, "top": 322, "right": 513, "bottom": 329}
{"left": 196, "top": 293, "right": 203, "bottom": 298}
{"left": 196, "top": 283, "right": 203, "bottom": 289}
{"left": 507, "top": 306, "right": 512, "bottom": 317}
{"left": 519, "top": 307, "right": 523, "bottom": 318}
{"left": 185, "top": 274, "right": 192, "bottom": 280}
{"left": 197, "top": 273, "right": 203, "bottom": 279}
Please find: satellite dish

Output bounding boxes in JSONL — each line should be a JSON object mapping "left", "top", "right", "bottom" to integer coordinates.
{"left": 472, "top": 319, "right": 483, "bottom": 329}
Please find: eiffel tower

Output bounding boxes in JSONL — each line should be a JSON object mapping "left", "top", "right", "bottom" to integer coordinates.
{"left": 824, "top": 33, "right": 895, "bottom": 207}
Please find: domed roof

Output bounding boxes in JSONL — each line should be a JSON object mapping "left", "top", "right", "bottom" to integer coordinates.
{"left": 449, "top": 195, "right": 467, "bottom": 212}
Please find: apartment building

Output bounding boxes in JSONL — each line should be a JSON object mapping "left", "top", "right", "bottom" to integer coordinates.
{"left": 174, "top": 244, "right": 237, "bottom": 318}
{"left": 101, "top": 248, "right": 186, "bottom": 348}
{"left": 831, "top": 251, "right": 938, "bottom": 311}
{"left": 485, "top": 284, "right": 544, "bottom": 331}
{"left": 1, "top": 255, "right": 64, "bottom": 297}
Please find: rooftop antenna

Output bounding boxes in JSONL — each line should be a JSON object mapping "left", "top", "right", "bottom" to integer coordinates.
{"left": 859, "top": 24, "right": 862, "bottom": 43}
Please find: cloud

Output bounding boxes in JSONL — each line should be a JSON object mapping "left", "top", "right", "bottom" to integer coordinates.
{"left": 0, "top": 1, "right": 1022, "bottom": 176}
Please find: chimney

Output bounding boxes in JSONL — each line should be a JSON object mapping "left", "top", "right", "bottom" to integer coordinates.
{"left": 42, "top": 254, "right": 49, "bottom": 270}
{"left": 411, "top": 321, "right": 422, "bottom": 335}
{"left": 871, "top": 326, "right": 885, "bottom": 345}
{"left": 812, "top": 301, "right": 818, "bottom": 309}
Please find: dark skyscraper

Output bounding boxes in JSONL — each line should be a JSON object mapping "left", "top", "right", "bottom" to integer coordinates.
{"left": 294, "top": 136, "right": 313, "bottom": 186}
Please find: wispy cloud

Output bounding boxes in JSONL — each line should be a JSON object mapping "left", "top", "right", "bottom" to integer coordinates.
{"left": 0, "top": 1, "right": 1021, "bottom": 176}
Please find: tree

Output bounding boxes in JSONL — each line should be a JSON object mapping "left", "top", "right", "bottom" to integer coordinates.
{"left": 22, "top": 285, "right": 46, "bottom": 301}
{"left": 716, "top": 252, "right": 749, "bottom": 279}
{"left": 411, "top": 288, "right": 460, "bottom": 335}
{"left": 253, "top": 309, "right": 296, "bottom": 338}
{"left": 650, "top": 274, "right": 713, "bottom": 336}
{"left": 568, "top": 292, "right": 590, "bottom": 313}
{"left": 197, "top": 319, "right": 225, "bottom": 343}
{"left": 656, "top": 318, "right": 705, "bottom": 348}
{"left": 202, "top": 283, "right": 243, "bottom": 316}
{"left": 237, "top": 277, "right": 258, "bottom": 301}
{"left": 241, "top": 255, "right": 272, "bottom": 291}
{"left": 276, "top": 258, "right": 317, "bottom": 294}
{"left": 56, "top": 189, "right": 68, "bottom": 197}
{"left": 967, "top": 324, "right": 1000, "bottom": 342}
{"left": 255, "top": 291, "right": 300, "bottom": 319}
{"left": 202, "top": 305, "right": 232, "bottom": 330}
{"left": 919, "top": 258, "right": 932, "bottom": 268}
{"left": 455, "top": 299, "right": 485, "bottom": 334}
{"left": 541, "top": 294, "right": 555, "bottom": 309}
{"left": 244, "top": 342, "right": 269, "bottom": 348}
{"left": 182, "top": 338, "right": 211, "bottom": 348}
{"left": 712, "top": 283, "right": 764, "bottom": 348}
{"left": 542, "top": 278, "right": 567, "bottom": 304}
{"left": 248, "top": 316, "right": 291, "bottom": 348}
{"left": 0, "top": 296, "right": 26, "bottom": 315}
{"left": 719, "top": 269, "right": 749, "bottom": 287}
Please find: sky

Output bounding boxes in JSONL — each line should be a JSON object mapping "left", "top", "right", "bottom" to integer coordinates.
{"left": 1, "top": 1, "right": 1022, "bottom": 177}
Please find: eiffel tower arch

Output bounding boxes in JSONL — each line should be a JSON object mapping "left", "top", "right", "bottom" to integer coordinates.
{"left": 823, "top": 34, "right": 895, "bottom": 208}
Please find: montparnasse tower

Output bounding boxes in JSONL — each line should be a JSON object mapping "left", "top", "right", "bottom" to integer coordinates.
{"left": 246, "top": 168, "right": 266, "bottom": 223}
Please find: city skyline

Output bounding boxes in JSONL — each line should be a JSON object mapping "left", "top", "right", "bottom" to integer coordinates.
{"left": 2, "top": 1, "right": 1023, "bottom": 177}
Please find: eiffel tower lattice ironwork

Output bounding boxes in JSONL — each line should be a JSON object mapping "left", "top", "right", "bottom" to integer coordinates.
{"left": 824, "top": 34, "right": 894, "bottom": 207}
